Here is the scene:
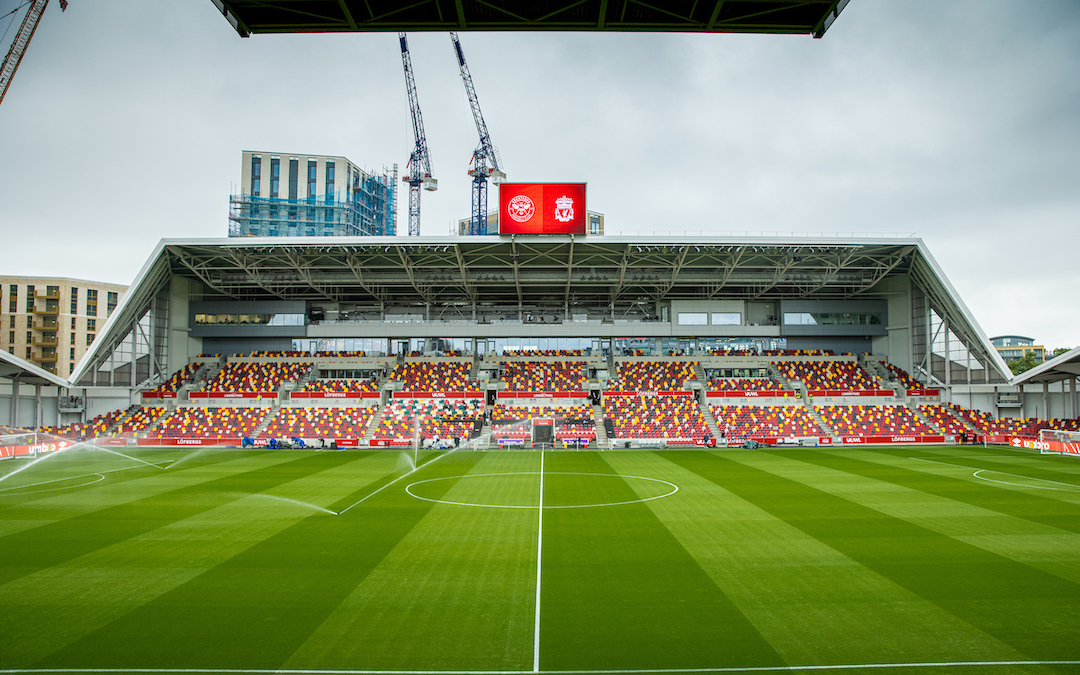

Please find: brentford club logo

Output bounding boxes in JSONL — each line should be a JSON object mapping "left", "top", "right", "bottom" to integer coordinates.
{"left": 507, "top": 195, "right": 535, "bottom": 223}
{"left": 554, "top": 195, "right": 574, "bottom": 223}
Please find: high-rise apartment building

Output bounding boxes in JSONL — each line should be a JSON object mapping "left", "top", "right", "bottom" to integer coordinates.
{"left": 229, "top": 151, "right": 397, "bottom": 237}
{"left": 0, "top": 276, "right": 128, "bottom": 376}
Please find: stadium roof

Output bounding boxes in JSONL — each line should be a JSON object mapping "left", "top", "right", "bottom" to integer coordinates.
{"left": 211, "top": 0, "right": 851, "bottom": 38}
{"left": 0, "top": 350, "right": 72, "bottom": 389}
{"left": 1011, "top": 346, "right": 1080, "bottom": 386}
{"left": 71, "top": 234, "right": 1012, "bottom": 385}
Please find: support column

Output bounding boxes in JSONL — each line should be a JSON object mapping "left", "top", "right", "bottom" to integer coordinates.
{"left": 10, "top": 375, "right": 20, "bottom": 427}
{"left": 34, "top": 384, "right": 42, "bottom": 429}
{"left": 1071, "top": 377, "right": 1077, "bottom": 419}
{"left": 943, "top": 319, "right": 951, "bottom": 391}
{"left": 1044, "top": 382, "right": 1050, "bottom": 420}
{"left": 131, "top": 319, "right": 138, "bottom": 388}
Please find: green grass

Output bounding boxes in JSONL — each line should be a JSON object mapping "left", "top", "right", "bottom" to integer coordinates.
{"left": 1, "top": 444, "right": 1079, "bottom": 674}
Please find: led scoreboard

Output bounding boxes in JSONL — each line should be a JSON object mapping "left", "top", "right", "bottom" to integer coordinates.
{"left": 499, "top": 183, "right": 587, "bottom": 235}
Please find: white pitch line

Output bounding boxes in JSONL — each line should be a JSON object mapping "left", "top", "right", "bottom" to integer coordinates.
{"left": 336, "top": 450, "right": 454, "bottom": 516}
{"left": 3, "top": 660, "right": 1080, "bottom": 674}
{"left": 533, "top": 450, "right": 545, "bottom": 673}
{"left": 909, "top": 456, "right": 1080, "bottom": 491}
{"left": 91, "top": 446, "right": 168, "bottom": 470}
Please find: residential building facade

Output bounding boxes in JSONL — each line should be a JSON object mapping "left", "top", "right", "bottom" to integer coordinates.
{"left": 0, "top": 276, "right": 128, "bottom": 376}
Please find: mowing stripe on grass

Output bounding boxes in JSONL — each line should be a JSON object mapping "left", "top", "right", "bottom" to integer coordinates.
{"left": 534, "top": 450, "right": 544, "bottom": 674}
{"left": 680, "top": 451, "right": 1080, "bottom": 663}
{"left": 612, "top": 451, "right": 1025, "bottom": 667}
{"left": 539, "top": 453, "right": 783, "bottom": 672}
{"left": 32, "top": 452, "right": 487, "bottom": 672}
{"left": 286, "top": 452, "right": 539, "bottom": 672}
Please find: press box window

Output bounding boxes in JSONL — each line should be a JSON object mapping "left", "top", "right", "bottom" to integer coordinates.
{"left": 194, "top": 313, "right": 305, "bottom": 326}
{"left": 711, "top": 313, "right": 741, "bottom": 326}
{"left": 678, "top": 312, "right": 708, "bottom": 326}
{"left": 783, "top": 312, "right": 882, "bottom": 326}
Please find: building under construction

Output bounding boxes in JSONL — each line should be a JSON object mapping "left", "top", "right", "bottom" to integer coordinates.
{"left": 229, "top": 150, "right": 396, "bottom": 238}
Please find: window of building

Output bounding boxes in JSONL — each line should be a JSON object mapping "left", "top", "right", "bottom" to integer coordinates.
{"left": 25, "top": 347, "right": 31, "bottom": 359}
{"left": 26, "top": 331, "right": 32, "bottom": 343}
{"left": 8, "top": 331, "right": 13, "bottom": 344}
{"left": 8, "top": 315, "right": 12, "bottom": 328}
{"left": 86, "top": 333, "right": 94, "bottom": 346}
{"left": 107, "top": 292, "right": 118, "bottom": 316}
{"left": 25, "top": 285, "right": 34, "bottom": 313}
{"left": 86, "top": 289, "right": 98, "bottom": 317}
{"left": 70, "top": 332, "right": 75, "bottom": 345}
{"left": 87, "top": 319, "right": 96, "bottom": 332}
{"left": 70, "top": 347, "right": 75, "bottom": 360}
{"left": 71, "top": 317, "right": 76, "bottom": 330}
{"left": 678, "top": 312, "right": 708, "bottom": 326}
{"left": 783, "top": 312, "right": 882, "bottom": 326}
{"left": 193, "top": 312, "right": 305, "bottom": 326}
{"left": 325, "top": 160, "right": 335, "bottom": 200}
{"left": 589, "top": 214, "right": 601, "bottom": 234}
{"left": 250, "top": 155, "right": 262, "bottom": 195}
{"left": 8, "top": 347, "right": 13, "bottom": 355}
{"left": 307, "top": 159, "right": 317, "bottom": 200}
{"left": 8, "top": 284, "right": 17, "bottom": 314}
{"left": 70, "top": 287, "right": 78, "bottom": 314}
{"left": 69, "top": 362, "right": 74, "bottom": 374}
{"left": 270, "top": 157, "right": 280, "bottom": 198}
{"left": 711, "top": 312, "right": 741, "bottom": 326}
{"left": 288, "top": 158, "right": 299, "bottom": 200}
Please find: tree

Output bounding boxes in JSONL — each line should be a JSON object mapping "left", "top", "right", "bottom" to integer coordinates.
{"left": 1008, "top": 352, "right": 1039, "bottom": 376}
{"left": 1053, "top": 347, "right": 1072, "bottom": 357}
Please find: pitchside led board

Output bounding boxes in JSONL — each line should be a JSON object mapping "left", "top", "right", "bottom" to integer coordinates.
{"left": 499, "top": 183, "right": 587, "bottom": 235}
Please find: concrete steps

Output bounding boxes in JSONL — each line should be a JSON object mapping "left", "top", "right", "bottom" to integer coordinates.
{"left": 698, "top": 400, "right": 722, "bottom": 441}
{"left": 592, "top": 404, "right": 609, "bottom": 449}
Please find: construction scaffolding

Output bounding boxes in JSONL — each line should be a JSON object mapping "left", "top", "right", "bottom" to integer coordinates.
{"left": 229, "top": 166, "right": 397, "bottom": 238}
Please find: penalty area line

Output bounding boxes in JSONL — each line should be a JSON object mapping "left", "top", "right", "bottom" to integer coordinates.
{"left": 3, "top": 659, "right": 1080, "bottom": 674}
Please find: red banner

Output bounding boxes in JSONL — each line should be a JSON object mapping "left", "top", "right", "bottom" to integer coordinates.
{"left": 290, "top": 392, "right": 380, "bottom": 399}
{"left": 393, "top": 391, "right": 484, "bottom": 399}
{"left": 189, "top": 392, "right": 277, "bottom": 399}
{"left": 141, "top": 392, "right": 177, "bottom": 399}
{"left": 706, "top": 390, "right": 797, "bottom": 398}
{"left": 981, "top": 435, "right": 1080, "bottom": 454}
{"left": 808, "top": 390, "right": 895, "bottom": 397}
{"left": 137, "top": 437, "right": 240, "bottom": 446}
{"left": 497, "top": 391, "right": 589, "bottom": 399}
{"left": 906, "top": 389, "right": 941, "bottom": 396}
{"left": 369, "top": 438, "right": 412, "bottom": 447}
{"left": 499, "top": 183, "right": 587, "bottom": 235}
{"left": 841, "top": 435, "right": 946, "bottom": 444}
{"left": 0, "top": 439, "right": 71, "bottom": 458}
{"left": 604, "top": 391, "right": 693, "bottom": 398}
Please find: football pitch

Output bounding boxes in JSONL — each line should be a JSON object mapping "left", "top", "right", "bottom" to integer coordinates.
{"left": 1, "top": 445, "right": 1079, "bottom": 675}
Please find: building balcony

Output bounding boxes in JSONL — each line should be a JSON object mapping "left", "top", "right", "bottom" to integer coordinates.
{"left": 32, "top": 337, "right": 58, "bottom": 347}
{"left": 31, "top": 352, "right": 58, "bottom": 363}
{"left": 34, "top": 290, "right": 60, "bottom": 300}
{"left": 33, "top": 318, "right": 58, "bottom": 330}
{"left": 32, "top": 303, "right": 60, "bottom": 316}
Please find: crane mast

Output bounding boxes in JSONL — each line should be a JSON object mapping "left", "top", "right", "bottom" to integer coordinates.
{"left": 398, "top": 32, "right": 437, "bottom": 237}
{"left": 0, "top": 0, "right": 65, "bottom": 108}
{"left": 450, "top": 32, "right": 504, "bottom": 236}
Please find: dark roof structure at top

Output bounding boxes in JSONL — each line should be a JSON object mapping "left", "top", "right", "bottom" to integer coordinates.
{"left": 211, "top": 0, "right": 851, "bottom": 38}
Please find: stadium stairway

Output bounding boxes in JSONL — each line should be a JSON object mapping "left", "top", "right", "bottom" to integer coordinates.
{"left": 806, "top": 405, "right": 838, "bottom": 439}
{"left": 698, "top": 399, "right": 722, "bottom": 441}
{"left": 908, "top": 403, "right": 946, "bottom": 435}
{"left": 359, "top": 406, "right": 386, "bottom": 445}
{"left": 592, "top": 403, "right": 609, "bottom": 449}
{"left": 250, "top": 406, "right": 280, "bottom": 440}
{"left": 769, "top": 363, "right": 795, "bottom": 390}
{"left": 138, "top": 408, "right": 171, "bottom": 439}
{"left": 694, "top": 363, "right": 709, "bottom": 386}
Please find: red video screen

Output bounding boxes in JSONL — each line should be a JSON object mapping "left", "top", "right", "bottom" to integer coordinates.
{"left": 498, "top": 183, "right": 587, "bottom": 235}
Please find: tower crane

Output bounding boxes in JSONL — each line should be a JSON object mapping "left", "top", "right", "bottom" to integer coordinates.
{"left": 0, "top": 0, "right": 66, "bottom": 108}
{"left": 450, "top": 31, "right": 505, "bottom": 236}
{"left": 398, "top": 32, "right": 436, "bottom": 237}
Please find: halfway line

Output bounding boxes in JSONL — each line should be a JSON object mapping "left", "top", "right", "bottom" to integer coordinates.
{"left": 533, "top": 450, "right": 544, "bottom": 673}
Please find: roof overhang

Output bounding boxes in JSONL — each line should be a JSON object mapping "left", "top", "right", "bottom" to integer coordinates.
{"left": 0, "top": 351, "right": 74, "bottom": 388}
{"left": 1012, "top": 346, "right": 1080, "bottom": 386}
{"left": 211, "top": 0, "right": 851, "bottom": 38}
{"left": 70, "top": 233, "right": 1010, "bottom": 384}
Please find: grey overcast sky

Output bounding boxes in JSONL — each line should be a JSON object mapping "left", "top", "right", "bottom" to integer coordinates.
{"left": 0, "top": 1, "right": 1077, "bottom": 348}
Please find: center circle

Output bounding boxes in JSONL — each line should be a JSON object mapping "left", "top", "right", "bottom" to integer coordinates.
{"left": 405, "top": 471, "right": 678, "bottom": 509}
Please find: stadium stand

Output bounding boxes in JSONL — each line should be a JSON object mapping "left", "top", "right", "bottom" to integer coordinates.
{"left": 886, "top": 364, "right": 923, "bottom": 390}
{"left": 603, "top": 395, "right": 707, "bottom": 442}
{"left": 147, "top": 364, "right": 199, "bottom": 393}
{"left": 775, "top": 361, "right": 879, "bottom": 390}
{"left": 707, "top": 378, "right": 784, "bottom": 391}
{"left": 501, "top": 362, "right": 587, "bottom": 391}
{"left": 301, "top": 379, "right": 379, "bottom": 393}
{"left": 201, "top": 363, "right": 311, "bottom": 393}
{"left": 817, "top": 405, "right": 937, "bottom": 436}
{"left": 371, "top": 399, "right": 483, "bottom": 442}
{"left": 610, "top": 362, "right": 697, "bottom": 390}
{"left": 155, "top": 407, "right": 267, "bottom": 438}
{"left": 112, "top": 407, "right": 168, "bottom": 437}
{"left": 389, "top": 362, "right": 474, "bottom": 391}
{"left": 710, "top": 405, "right": 824, "bottom": 439}
{"left": 260, "top": 407, "right": 376, "bottom": 439}
{"left": 918, "top": 404, "right": 969, "bottom": 435}
{"left": 37, "top": 409, "right": 127, "bottom": 440}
